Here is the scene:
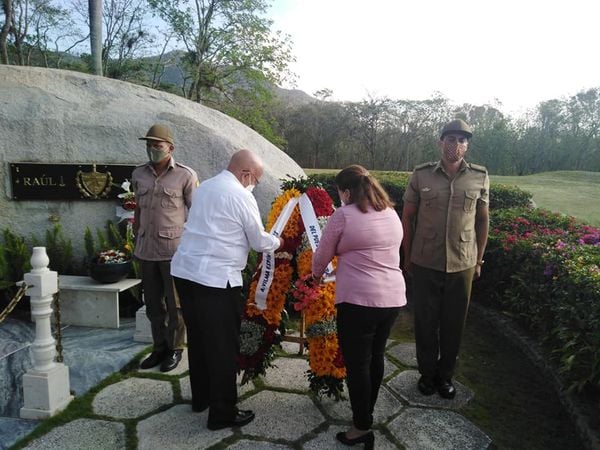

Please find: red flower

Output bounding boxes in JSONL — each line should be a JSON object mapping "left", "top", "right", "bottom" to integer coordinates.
{"left": 333, "top": 347, "right": 345, "bottom": 368}
{"left": 306, "top": 187, "right": 334, "bottom": 217}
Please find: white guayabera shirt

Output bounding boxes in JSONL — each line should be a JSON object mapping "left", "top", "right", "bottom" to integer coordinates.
{"left": 171, "top": 170, "right": 280, "bottom": 288}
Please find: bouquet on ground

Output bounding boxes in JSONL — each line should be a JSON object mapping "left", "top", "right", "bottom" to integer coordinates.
{"left": 238, "top": 176, "right": 346, "bottom": 399}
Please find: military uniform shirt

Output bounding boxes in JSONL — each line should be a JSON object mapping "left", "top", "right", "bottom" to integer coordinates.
{"left": 132, "top": 158, "right": 198, "bottom": 261}
{"left": 403, "top": 160, "right": 489, "bottom": 273}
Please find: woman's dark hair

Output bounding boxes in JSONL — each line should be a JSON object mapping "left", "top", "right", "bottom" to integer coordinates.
{"left": 335, "top": 165, "right": 394, "bottom": 213}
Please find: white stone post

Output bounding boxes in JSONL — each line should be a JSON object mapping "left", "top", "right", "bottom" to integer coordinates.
{"left": 20, "top": 247, "right": 73, "bottom": 419}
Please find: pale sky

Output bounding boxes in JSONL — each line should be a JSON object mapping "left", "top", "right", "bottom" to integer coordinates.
{"left": 268, "top": 0, "right": 600, "bottom": 116}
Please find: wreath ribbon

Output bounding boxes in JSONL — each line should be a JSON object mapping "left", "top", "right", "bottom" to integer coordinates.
{"left": 254, "top": 193, "right": 334, "bottom": 310}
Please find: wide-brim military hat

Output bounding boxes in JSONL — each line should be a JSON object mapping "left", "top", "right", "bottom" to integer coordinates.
{"left": 440, "top": 119, "right": 473, "bottom": 139}
{"left": 139, "top": 123, "right": 174, "bottom": 145}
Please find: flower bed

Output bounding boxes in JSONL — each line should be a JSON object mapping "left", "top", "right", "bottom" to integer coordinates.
{"left": 473, "top": 207, "right": 600, "bottom": 392}
{"left": 238, "top": 177, "right": 346, "bottom": 399}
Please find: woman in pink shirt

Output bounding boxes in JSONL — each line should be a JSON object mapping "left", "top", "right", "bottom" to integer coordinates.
{"left": 312, "top": 165, "right": 406, "bottom": 449}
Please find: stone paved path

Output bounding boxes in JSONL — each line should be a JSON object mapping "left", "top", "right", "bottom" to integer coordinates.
{"left": 20, "top": 342, "right": 492, "bottom": 449}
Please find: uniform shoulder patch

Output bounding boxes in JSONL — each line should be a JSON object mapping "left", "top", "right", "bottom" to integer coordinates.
{"left": 414, "top": 161, "right": 436, "bottom": 170}
{"left": 468, "top": 163, "right": 488, "bottom": 173}
{"left": 175, "top": 162, "right": 197, "bottom": 176}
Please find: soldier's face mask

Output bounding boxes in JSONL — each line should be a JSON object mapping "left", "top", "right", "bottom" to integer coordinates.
{"left": 441, "top": 134, "right": 468, "bottom": 162}
{"left": 146, "top": 142, "right": 170, "bottom": 163}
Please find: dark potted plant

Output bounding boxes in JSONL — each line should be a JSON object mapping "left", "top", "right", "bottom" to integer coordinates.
{"left": 89, "top": 248, "right": 132, "bottom": 283}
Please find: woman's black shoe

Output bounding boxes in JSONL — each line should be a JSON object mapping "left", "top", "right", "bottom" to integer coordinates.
{"left": 336, "top": 430, "right": 374, "bottom": 449}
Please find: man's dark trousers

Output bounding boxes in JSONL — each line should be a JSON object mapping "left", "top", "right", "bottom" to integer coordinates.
{"left": 174, "top": 277, "right": 242, "bottom": 421}
{"left": 412, "top": 264, "right": 475, "bottom": 380}
{"left": 140, "top": 260, "right": 185, "bottom": 353}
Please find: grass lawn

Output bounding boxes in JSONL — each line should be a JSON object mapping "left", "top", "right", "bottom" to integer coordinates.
{"left": 491, "top": 171, "right": 600, "bottom": 226}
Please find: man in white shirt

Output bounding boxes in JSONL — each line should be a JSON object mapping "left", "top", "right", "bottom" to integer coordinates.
{"left": 171, "top": 149, "right": 283, "bottom": 431}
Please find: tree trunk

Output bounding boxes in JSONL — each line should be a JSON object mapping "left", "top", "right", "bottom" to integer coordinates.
{"left": 0, "top": 0, "right": 11, "bottom": 64}
{"left": 89, "top": 0, "right": 103, "bottom": 75}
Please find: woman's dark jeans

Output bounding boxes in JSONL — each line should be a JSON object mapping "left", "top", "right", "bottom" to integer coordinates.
{"left": 336, "top": 302, "right": 401, "bottom": 430}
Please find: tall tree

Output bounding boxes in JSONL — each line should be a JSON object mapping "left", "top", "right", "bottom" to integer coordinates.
{"left": 88, "top": 0, "right": 102, "bottom": 74}
{"left": 147, "top": 0, "right": 294, "bottom": 103}
{"left": 0, "top": 0, "right": 12, "bottom": 63}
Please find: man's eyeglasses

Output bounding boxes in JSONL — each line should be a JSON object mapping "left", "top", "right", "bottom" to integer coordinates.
{"left": 243, "top": 170, "right": 260, "bottom": 185}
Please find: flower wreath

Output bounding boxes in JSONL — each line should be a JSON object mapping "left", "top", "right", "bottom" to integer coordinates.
{"left": 238, "top": 177, "right": 346, "bottom": 399}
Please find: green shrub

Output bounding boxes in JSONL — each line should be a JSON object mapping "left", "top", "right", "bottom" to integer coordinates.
{"left": 0, "top": 229, "right": 32, "bottom": 311}
{"left": 474, "top": 207, "right": 600, "bottom": 392}
{"left": 308, "top": 171, "right": 531, "bottom": 212}
{"left": 39, "top": 224, "right": 75, "bottom": 275}
{"left": 489, "top": 183, "right": 533, "bottom": 209}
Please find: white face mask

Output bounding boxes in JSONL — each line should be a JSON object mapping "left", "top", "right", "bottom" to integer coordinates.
{"left": 246, "top": 184, "right": 255, "bottom": 193}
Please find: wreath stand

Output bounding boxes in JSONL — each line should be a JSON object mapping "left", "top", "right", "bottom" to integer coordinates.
{"left": 281, "top": 311, "right": 308, "bottom": 355}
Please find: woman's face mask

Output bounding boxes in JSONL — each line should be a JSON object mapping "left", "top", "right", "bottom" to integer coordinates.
{"left": 338, "top": 188, "right": 349, "bottom": 206}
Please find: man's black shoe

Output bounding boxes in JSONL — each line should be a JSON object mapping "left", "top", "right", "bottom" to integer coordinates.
{"left": 435, "top": 376, "right": 456, "bottom": 399}
{"left": 417, "top": 375, "right": 436, "bottom": 396}
{"left": 207, "top": 410, "right": 255, "bottom": 430}
{"left": 140, "top": 351, "right": 165, "bottom": 369}
{"left": 160, "top": 349, "right": 183, "bottom": 372}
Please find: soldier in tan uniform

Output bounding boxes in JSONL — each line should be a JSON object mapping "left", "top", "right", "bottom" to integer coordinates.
{"left": 133, "top": 123, "right": 199, "bottom": 372}
{"left": 401, "top": 119, "right": 489, "bottom": 399}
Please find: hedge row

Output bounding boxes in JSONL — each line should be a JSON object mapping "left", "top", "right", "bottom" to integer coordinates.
{"left": 308, "top": 172, "right": 533, "bottom": 211}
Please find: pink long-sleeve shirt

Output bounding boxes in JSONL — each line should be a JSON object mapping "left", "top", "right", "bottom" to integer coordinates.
{"left": 312, "top": 204, "right": 407, "bottom": 308}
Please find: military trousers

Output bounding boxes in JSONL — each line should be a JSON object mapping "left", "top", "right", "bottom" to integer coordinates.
{"left": 412, "top": 264, "right": 475, "bottom": 380}
{"left": 140, "top": 260, "right": 185, "bottom": 353}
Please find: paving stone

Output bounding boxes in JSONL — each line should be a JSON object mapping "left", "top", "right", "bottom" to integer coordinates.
{"left": 388, "top": 370, "right": 473, "bottom": 409}
{"left": 137, "top": 404, "right": 232, "bottom": 449}
{"left": 138, "top": 348, "right": 189, "bottom": 376}
{"left": 260, "top": 356, "right": 311, "bottom": 391}
{"left": 383, "top": 355, "right": 399, "bottom": 379}
{"left": 239, "top": 390, "right": 326, "bottom": 441}
{"left": 319, "top": 385, "right": 403, "bottom": 424}
{"left": 23, "top": 418, "right": 125, "bottom": 450}
{"left": 389, "top": 407, "right": 491, "bottom": 450}
{"left": 92, "top": 377, "right": 173, "bottom": 419}
{"left": 387, "top": 342, "right": 418, "bottom": 368}
{"left": 227, "top": 439, "right": 293, "bottom": 449}
{"left": 179, "top": 373, "right": 255, "bottom": 402}
{"left": 303, "top": 424, "right": 398, "bottom": 449}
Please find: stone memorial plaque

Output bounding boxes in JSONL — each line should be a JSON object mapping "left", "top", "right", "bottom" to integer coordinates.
{"left": 10, "top": 163, "right": 136, "bottom": 200}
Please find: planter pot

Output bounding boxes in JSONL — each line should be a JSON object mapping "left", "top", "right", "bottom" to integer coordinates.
{"left": 89, "top": 260, "right": 132, "bottom": 284}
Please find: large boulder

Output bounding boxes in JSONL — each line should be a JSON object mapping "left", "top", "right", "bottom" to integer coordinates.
{"left": 0, "top": 66, "right": 303, "bottom": 258}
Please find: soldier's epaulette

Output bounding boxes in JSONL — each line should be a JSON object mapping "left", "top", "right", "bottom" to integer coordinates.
{"left": 414, "top": 162, "right": 436, "bottom": 170}
{"left": 175, "top": 162, "right": 196, "bottom": 175}
{"left": 468, "top": 163, "right": 487, "bottom": 173}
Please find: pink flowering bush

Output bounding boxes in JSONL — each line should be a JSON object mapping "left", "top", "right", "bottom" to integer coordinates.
{"left": 474, "top": 207, "right": 600, "bottom": 392}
